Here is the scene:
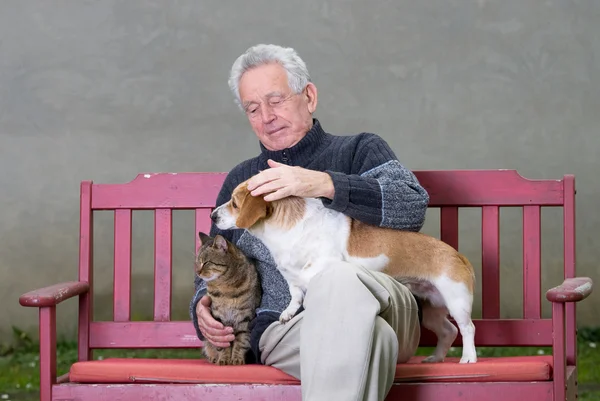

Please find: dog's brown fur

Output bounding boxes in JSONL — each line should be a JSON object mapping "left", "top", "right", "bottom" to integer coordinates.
{"left": 221, "top": 181, "right": 474, "bottom": 295}
{"left": 347, "top": 219, "right": 475, "bottom": 292}
{"left": 229, "top": 182, "right": 306, "bottom": 230}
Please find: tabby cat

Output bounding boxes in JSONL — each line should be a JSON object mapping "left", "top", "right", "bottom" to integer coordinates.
{"left": 195, "top": 232, "right": 261, "bottom": 365}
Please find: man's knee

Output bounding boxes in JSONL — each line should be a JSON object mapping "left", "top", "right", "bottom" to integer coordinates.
{"left": 373, "top": 316, "right": 399, "bottom": 359}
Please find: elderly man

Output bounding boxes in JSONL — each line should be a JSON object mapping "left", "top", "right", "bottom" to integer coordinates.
{"left": 190, "top": 44, "right": 430, "bottom": 401}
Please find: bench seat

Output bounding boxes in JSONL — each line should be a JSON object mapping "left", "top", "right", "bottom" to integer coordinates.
{"left": 69, "top": 355, "right": 553, "bottom": 384}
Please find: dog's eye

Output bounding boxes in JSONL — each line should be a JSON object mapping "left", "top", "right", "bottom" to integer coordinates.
{"left": 232, "top": 201, "right": 237, "bottom": 209}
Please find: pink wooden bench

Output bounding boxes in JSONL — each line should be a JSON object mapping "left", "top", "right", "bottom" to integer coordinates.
{"left": 19, "top": 170, "right": 593, "bottom": 401}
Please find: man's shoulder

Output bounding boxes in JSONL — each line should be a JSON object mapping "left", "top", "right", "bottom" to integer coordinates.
{"left": 325, "top": 129, "right": 395, "bottom": 161}
{"left": 223, "top": 156, "right": 262, "bottom": 187}
{"left": 328, "top": 129, "right": 389, "bottom": 149}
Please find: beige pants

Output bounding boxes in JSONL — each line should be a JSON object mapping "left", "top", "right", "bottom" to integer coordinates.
{"left": 258, "top": 261, "right": 421, "bottom": 401}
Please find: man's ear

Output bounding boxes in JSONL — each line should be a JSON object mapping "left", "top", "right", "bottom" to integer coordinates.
{"left": 236, "top": 191, "right": 271, "bottom": 229}
{"left": 305, "top": 82, "right": 318, "bottom": 114}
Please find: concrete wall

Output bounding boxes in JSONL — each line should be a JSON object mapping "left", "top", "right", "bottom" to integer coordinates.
{"left": 1, "top": 0, "right": 598, "bottom": 343}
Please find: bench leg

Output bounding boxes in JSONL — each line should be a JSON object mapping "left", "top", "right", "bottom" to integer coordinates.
{"left": 552, "top": 302, "right": 566, "bottom": 401}
{"left": 39, "top": 306, "right": 57, "bottom": 401}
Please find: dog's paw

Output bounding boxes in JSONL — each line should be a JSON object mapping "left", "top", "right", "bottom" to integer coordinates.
{"left": 279, "top": 309, "right": 295, "bottom": 323}
{"left": 459, "top": 355, "right": 477, "bottom": 364}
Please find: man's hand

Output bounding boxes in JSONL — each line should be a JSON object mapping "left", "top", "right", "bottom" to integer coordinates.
{"left": 196, "top": 295, "right": 235, "bottom": 347}
{"left": 247, "top": 159, "right": 335, "bottom": 201}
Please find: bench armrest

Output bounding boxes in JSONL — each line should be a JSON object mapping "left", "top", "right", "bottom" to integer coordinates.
{"left": 19, "top": 281, "right": 89, "bottom": 307}
{"left": 545, "top": 277, "right": 593, "bottom": 303}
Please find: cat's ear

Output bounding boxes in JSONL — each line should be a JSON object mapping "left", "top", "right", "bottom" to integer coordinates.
{"left": 213, "top": 235, "right": 228, "bottom": 252}
{"left": 198, "top": 232, "right": 212, "bottom": 246}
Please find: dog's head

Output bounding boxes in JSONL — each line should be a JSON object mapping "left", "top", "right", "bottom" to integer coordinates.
{"left": 211, "top": 180, "right": 273, "bottom": 230}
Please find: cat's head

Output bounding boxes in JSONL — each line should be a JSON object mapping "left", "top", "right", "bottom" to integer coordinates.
{"left": 195, "top": 232, "right": 236, "bottom": 282}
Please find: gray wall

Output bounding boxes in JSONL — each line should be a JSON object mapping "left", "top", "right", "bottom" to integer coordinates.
{"left": 1, "top": 0, "right": 598, "bottom": 343}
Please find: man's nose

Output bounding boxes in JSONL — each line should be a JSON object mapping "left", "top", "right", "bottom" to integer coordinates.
{"left": 261, "top": 107, "right": 275, "bottom": 124}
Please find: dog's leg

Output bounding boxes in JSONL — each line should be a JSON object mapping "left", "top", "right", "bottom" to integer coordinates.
{"left": 436, "top": 278, "right": 477, "bottom": 363}
{"left": 420, "top": 304, "right": 458, "bottom": 363}
{"left": 279, "top": 282, "right": 304, "bottom": 323}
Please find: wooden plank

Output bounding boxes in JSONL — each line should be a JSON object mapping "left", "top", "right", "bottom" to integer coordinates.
{"left": 39, "top": 307, "right": 57, "bottom": 401}
{"left": 195, "top": 208, "right": 212, "bottom": 253}
{"left": 563, "top": 174, "right": 577, "bottom": 366}
{"left": 552, "top": 302, "right": 567, "bottom": 401}
{"left": 154, "top": 209, "right": 172, "bottom": 321}
{"left": 440, "top": 206, "right": 459, "bottom": 250}
{"left": 89, "top": 321, "right": 202, "bottom": 348}
{"left": 415, "top": 170, "right": 564, "bottom": 206}
{"left": 113, "top": 209, "right": 132, "bottom": 321}
{"left": 523, "top": 206, "right": 541, "bottom": 319}
{"left": 53, "top": 382, "right": 553, "bottom": 401}
{"left": 92, "top": 171, "right": 564, "bottom": 209}
{"left": 92, "top": 173, "right": 227, "bottom": 210}
{"left": 481, "top": 206, "right": 500, "bottom": 319}
{"left": 78, "top": 180, "right": 93, "bottom": 362}
{"left": 89, "top": 319, "right": 553, "bottom": 348}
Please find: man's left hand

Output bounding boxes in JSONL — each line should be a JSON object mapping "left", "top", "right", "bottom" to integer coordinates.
{"left": 247, "top": 159, "right": 335, "bottom": 201}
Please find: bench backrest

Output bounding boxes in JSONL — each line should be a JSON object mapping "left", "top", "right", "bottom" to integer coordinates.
{"left": 76, "top": 170, "right": 576, "bottom": 362}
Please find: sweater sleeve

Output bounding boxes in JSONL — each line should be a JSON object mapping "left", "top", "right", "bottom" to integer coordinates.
{"left": 320, "top": 134, "right": 429, "bottom": 231}
{"left": 189, "top": 173, "right": 238, "bottom": 341}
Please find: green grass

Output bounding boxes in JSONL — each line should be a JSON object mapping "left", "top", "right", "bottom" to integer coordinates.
{"left": 1, "top": 326, "right": 600, "bottom": 400}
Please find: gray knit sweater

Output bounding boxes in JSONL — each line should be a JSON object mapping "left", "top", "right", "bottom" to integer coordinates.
{"left": 189, "top": 118, "right": 430, "bottom": 363}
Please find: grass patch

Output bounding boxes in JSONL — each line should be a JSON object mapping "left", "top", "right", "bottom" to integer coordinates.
{"left": 1, "top": 327, "right": 599, "bottom": 399}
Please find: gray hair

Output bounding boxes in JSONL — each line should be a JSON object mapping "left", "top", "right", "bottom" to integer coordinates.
{"left": 228, "top": 44, "right": 311, "bottom": 110}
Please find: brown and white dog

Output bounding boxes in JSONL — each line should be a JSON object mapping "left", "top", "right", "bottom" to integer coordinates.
{"left": 211, "top": 179, "right": 477, "bottom": 364}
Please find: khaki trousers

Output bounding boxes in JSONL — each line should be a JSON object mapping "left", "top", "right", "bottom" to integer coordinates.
{"left": 258, "top": 261, "right": 421, "bottom": 401}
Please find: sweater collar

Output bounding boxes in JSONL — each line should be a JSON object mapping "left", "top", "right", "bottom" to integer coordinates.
{"left": 259, "top": 118, "right": 329, "bottom": 167}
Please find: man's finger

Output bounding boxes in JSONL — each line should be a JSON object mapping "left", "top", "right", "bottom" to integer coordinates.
{"left": 203, "top": 325, "right": 235, "bottom": 341}
{"left": 263, "top": 188, "right": 289, "bottom": 202}
{"left": 250, "top": 180, "right": 285, "bottom": 197}
{"left": 247, "top": 170, "right": 279, "bottom": 190}
{"left": 206, "top": 337, "right": 233, "bottom": 348}
{"left": 267, "top": 159, "right": 286, "bottom": 168}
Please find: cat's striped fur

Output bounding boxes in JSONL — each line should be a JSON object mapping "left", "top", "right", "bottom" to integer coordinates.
{"left": 195, "top": 232, "right": 262, "bottom": 365}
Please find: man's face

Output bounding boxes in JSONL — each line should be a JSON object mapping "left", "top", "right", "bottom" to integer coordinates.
{"left": 238, "top": 63, "right": 318, "bottom": 151}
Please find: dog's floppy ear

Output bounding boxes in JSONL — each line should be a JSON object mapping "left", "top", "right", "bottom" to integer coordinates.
{"left": 236, "top": 190, "right": 271, "bottom": 229}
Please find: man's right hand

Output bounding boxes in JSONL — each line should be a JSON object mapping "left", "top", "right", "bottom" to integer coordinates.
{"left": 196, "top": 295, "right": 235, "bottom": 347}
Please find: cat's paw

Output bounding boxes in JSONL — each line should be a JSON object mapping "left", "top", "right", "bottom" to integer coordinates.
{"left": 230, "top": 354, "right": 246, "bottom": 366}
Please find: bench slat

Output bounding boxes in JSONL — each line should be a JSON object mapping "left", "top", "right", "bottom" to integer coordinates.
{"left": 79, "top": 180, "right": 93, "bottom": 361}
{"left": 440, "top": 206, "right": 459, "bottom": 250}
{"left": 88, "top": 319, "right": 553, "bottom": 348}
{"left": 416, "top": 170, "right": 564, "bottom": 206}
{"left": 91, "top": 173, "right": 226, "bottom": 210}
{"left": 481, "top": 206, "right": 500, "bottom": 319}
{"left": 154, "top": 209, "right": 172, "bottom": 321}
{"left": 563, "top": 175, "right": 577, "bottom": 365}
{"left": 523, "top": 206, "right": 542, "bottom": 319}
{"left": 114, "top": 209, "right": 132, "bottom": 322}
{"left": 195, "top": 208, "right": 213, "bottom": 253}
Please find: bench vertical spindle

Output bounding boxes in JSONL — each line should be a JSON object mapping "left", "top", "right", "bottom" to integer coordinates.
{"left": 113, "top": 209, "right": 132, "bottom": 321}
{"left": 154, "top": 209, "right": 173, "bottom": 321}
